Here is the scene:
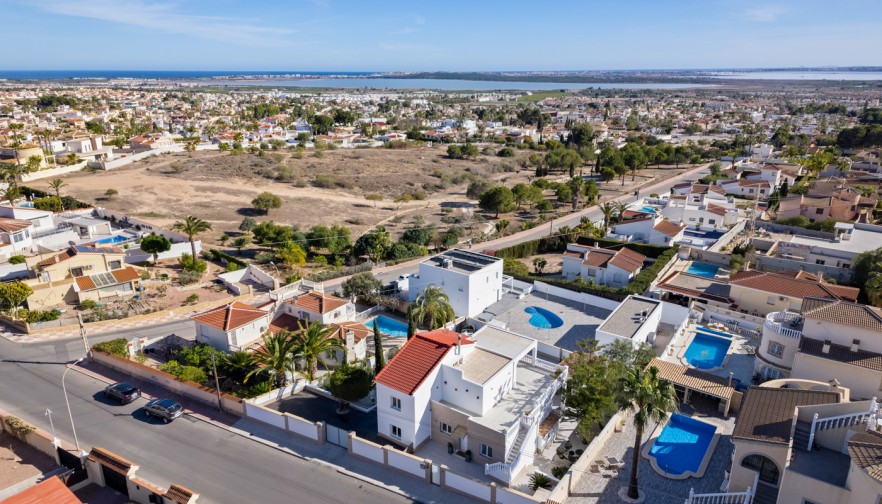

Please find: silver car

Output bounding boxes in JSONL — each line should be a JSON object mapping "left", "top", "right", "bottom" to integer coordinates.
{"left": 143, "top": 399, "right": 183, "bottom": 423}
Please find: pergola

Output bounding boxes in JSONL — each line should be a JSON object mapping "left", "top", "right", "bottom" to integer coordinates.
{"left": 649, "top": 358, "right": 736, "bottom": 416}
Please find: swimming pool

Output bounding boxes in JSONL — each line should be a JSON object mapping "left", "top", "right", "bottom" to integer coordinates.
{"left": 638, "top": 206, "right": 658, "bottom": 214}
{"left": 686, "top": 263, "right": 719, "bottom": 278}
{"left": 696, "top": 327, "right": 734, "bottom": 339}
{"left": 97, "top": 234, "right": 131, "bottom": 245}
{"left": 683, "top": 333, "right": 731, "bottom": 369}
{"left": 366, "top": 315, "right": 409, "bottom": 338}
{"left": 647, "top": 414, "right": 718, "bottom": 478}
{"left": 524, "top": 306, "right": 564, "bottom": 329}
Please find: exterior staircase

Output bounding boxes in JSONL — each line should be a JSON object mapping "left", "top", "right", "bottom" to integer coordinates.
{"left": 792, "top": 421, "right": 812, "bottom": 451}
{"left": 752, "top": 484, "right": 778, "bottom": 504}
{"left": 507, "top": 427, "right": 528, "bottom": 464}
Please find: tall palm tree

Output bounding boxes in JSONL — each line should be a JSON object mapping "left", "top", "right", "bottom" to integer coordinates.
{"left": 223, "top": 350, "right": 257, "bottom": 384}
{"left": 617, "top": 365, "right": 678, "bottom": 500}
{"left": 173, "top": 215, "right": 212, "bottom": 259}
{"left": 48, "top": 178, "right": 66, "bottom": 198}
{"left": 8, "top": 123, "right": 23, "bottom": 169}
{"left": 409, "top": 285, "right": 455, "bottom": 330}
{"left": 613, "top": 201, "right": 630, "bottom": 221}
{"left": 246, "top": 331, "right": 297, "bottom": 388}
{"left": 599, "top": 202, "right": 616, "bottom": 231}
{"left": 292, "top": 320, "right": 343, "bottom": 382}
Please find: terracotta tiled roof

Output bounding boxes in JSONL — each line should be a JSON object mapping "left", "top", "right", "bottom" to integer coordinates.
{"left": 565, "top": 244, "right": 645, "bottom": 273}
{"left": 0, "top": 476, "right": 81, "bottom": 504}
{"left": 730, "top": 270, "right": 859, "bottom": 302}
{"left": 74, "top": 276, "right": 96, "bottom": 291}
{"left": 192, "top": 301, "right": 268, "bottom": 332}
{"left": 733, "top": 388, "right": 839, "bottom": 444}
{"left": 374, "top": 329, "right": 473, "bottom": 395}
{"left": 290, "top": 291, "right": 348, "bottom": 314}
{"left": 87, "top": 447, "right": 137, "bottom": 475}
{"left": 608, "top": 247, "right": 646, "bottom": 273}
{"left": 848, "top": 430, "right": 882, "bottom": 482}
{"left": 164, "top": 484, "right": 197, "bottom": 504}
{"left": 268, "top": 313, "right": 369, "bottom": 343}
{"left": 799, "top": 337, "right": 882, "bottom": 372}
{"left": 653, "top": 219, "right": 686, "bottom": 237}
{"left": 75, "top": 266, "right": 141, "bottom": 292}
{"left": 0, "top": 217, "right": 32, "bottom": 234}
{"left": 332, "top": 320, "right": 371, "bottom": 343}
{"left": 35, "top": 249, "right": 74, "bottom": 268}
{"left": 268, "top": 313, "right": 301, "bottom": 334}
{"left": 648, "top": 358, "right": 734, "bottom": 400}
{"left": 705, "top": 203, "right": 728, "bottom": 217}
{"left": 800, "top": 297, "right": 882, "bottom": 332}
{"left": 112, "top": 266, "right": 141, "bottom": 283}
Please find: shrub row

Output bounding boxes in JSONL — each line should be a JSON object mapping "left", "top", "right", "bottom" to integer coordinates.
{"left": 206, "top": 248, "right": 247, "bottom": 268}
{"left": 306, "top": 262, "right": 372, "bottom": 282}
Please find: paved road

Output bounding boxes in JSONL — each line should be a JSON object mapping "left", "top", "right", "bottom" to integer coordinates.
{"left": 0, "top": 323, "right": 413, "bottom": 504}
{"left": 325, "top": 164, "right": 711, "bottom": 292}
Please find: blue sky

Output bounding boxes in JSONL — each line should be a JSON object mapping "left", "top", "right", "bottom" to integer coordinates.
{"left": 4, "top": 0, "right": 882, "bottom": 71}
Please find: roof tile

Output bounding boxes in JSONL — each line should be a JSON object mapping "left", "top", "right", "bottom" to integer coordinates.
{"left": 374, "top": 329, "right": 472, "bottom": 395}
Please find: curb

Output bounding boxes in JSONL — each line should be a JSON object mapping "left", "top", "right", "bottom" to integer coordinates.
{"left": 69, "top": 364, "right": 416, "bottom": 501}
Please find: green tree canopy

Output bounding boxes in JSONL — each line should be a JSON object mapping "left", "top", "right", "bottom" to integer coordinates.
{"left": 139, "top": 233, "right": 171, "bottom": 264}
{"left": 252, "top": 192, "right": 283, "bottom": 215}
{"left": 341, "top": 272, "right": 382, "bottom": 299}
{"left": 478, "top": 186, "right": 516, "bottom": 218}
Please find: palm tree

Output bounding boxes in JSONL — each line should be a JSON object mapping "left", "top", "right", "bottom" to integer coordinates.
{"left": 48, "top": 178, "right": 66, "bottom": 198}
{"left": 617, "top": 365, "right": 678, "bottom": 500}
{"left": 599, "top": 202, "right": 616, "bottom": 231}
{"left": 409, "top": 285, "right": 455, "bottom": 330}
{"left": 173, "top": 215, "right": 212, "bottom": 259}
{"left": 246, "top": 331, "right": 297, "bottom": 388}
{"left": 223, "top": 351, "right": 257, "bottom": 384}
{"left": 8, "top": 123, "right": 23, "bottom": 169}
{"left": 292, "top": 320, "right": 343, "bottom": 382}
{"left": 613, "top": 201, "right": 630, "bottom": 222}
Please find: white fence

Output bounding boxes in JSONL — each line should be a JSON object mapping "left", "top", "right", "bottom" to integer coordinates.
{"left": 243, "top": 402, "right": 285, "bottom": 429}
{"left": 386, "top": 449, "right": 427, "bottom": 479}
{"left": 351, "top": 436, "right": 385, "bottom": 463}
{"left": 533, "top": 280, "right": 620, "bottom": 311}
{"left": 495, "top": 486, "right": 539, "bottom": 504}
{"left": 242, "top": 400, "right": 322, "bottom": 442}
{"left": 547, "top": 411, "right": 624, "bottom": 503}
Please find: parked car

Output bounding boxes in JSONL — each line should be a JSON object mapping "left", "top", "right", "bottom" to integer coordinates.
{"left": 104, "top": 382, "right": 141, "bottom": 404}
{"left": 143, "top": 399, "right": 183, "bottom": 423}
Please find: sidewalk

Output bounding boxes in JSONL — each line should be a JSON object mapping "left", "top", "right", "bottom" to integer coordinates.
{"left": 0, "top": 310, "right": 194, "bottom": 344}
{"left": 72, "top": 361, "right": 479, "bottom": 504}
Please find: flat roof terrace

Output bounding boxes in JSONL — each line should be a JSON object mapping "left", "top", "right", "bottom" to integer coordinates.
{"left": 482, "top": 291, "right": 611, "bottom": 352}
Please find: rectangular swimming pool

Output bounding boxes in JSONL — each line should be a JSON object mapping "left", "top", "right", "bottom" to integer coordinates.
{"left": 686, "top": 263, "right": 720, "bottom": 278}
{"left": 96, "top": 234, "right": 132, "bottom": 245}
{"left": 647, "top": 414, "right": 717, "bottom": 477}
{"left": 684, "top": 333, "right": 731, "bottom": 369}
{"left": 366, "top": 315, "right": 409, "bottom": 338}
{"left": 696, "top": 327, "right": 734, "bottom": 339}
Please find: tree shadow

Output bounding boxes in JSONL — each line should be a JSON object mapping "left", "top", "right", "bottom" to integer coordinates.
{"left": 236, "top": 208, "right": 263, "bottom": 217}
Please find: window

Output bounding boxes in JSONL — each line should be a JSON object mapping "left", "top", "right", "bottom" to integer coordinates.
{"left": 440, "top": 422, "right": 453, "bottom": 435}
{"left": 709, "top": 219, "right": 716, "bottom": 225}
{"left": 71, "top": 267, "right": 85, "bottom": 277}
{"left": 842, "top": 263, "right": 851, "bottom": 269}
{"left": 768, "top": 341, "right": 785, "bottom": 358}
{"left": 816, "top": 208, "right": 824, "bottom": 215}
{"left": 767, "top": 296, "right": 776, "bottom": 305}
{"left": 741, "top": 454, "right": 779, "bottom": 485}
{"left": 390, "top": 425, "right": 402, "bottom": 439}
{"left": 391, "top": 397, "right": 401, "bottom": 411}
{"left": 480, "top": 444, "right": 493, "bottom": 458}
{"left": 109, "top": 260, "right": 122, "bottom": 270}
{"left": 815, "top": 259, "right": 825, "bottom": 265}
{"left": 586, "top": 268, "right": 596, "bottom": 277}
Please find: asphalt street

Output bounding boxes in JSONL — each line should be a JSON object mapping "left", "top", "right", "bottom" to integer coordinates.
{"left": 0, "top": 321, "right": 413, "bottom": 504}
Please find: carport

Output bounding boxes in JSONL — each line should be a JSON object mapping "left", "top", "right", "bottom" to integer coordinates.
{"left": 649, "top": 358, "right": 736, "bottom": 416}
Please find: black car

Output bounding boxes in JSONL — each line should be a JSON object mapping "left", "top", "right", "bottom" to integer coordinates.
{"left": 104, "top": 382, "right": 141, "bottom": 404}
{"left": 144, "top": 398, "right": 184, "bottom": 423}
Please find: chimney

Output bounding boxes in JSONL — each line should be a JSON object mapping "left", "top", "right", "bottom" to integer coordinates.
{"left": 456, "top": 333, "right": 462, "bottom": 355}
{"left": 851, "top": 339, "right": 861, "bottom": 353}
{"left": 345, "top": 330, "right": 355, "bottom": 350}
{"left": 728, "top": 372, "right": 734, "bottom": 387}
{"left": 822, "top": 340, "right": 831, "bottom": 354}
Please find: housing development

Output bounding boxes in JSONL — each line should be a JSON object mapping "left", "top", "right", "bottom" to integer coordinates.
{"left": 4, "top": 4, "right": 882, "bottom": 504}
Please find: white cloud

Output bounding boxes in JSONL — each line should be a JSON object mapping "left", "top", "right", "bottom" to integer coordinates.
{"left": 33, "top": 0, "right": 295, "bottom": 47}
{"left": 745, "top": 6, "right": 785, "bottom": 22}
{"left": 412, "top": 14, "right": 425, "bottom": 25}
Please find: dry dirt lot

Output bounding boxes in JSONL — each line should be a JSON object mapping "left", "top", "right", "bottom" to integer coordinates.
{"left": 0, "top": 433, "right": 58, "bottom": 491}
{"left": 54, "top": 146, "right": 694, "bottom": 245}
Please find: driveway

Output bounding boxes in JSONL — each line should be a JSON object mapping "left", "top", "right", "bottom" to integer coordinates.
{"left": 269, "top": 390, "right": 382, "bottom": 444}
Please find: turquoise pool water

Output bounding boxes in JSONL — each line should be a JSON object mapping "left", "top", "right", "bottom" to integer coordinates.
{"left": 684, "top": 333, "right": 731, "bottom": 369}
{"left": 524, "top": 306, "right": 564, "bottom": 329}
{"left": 686, "top": 263, "right": 719, "bottom": 278}
{"left": 639, "top": 206, "right": 659, "bottom": 214}
{"left": 97, "top": 234, "right": 130, "bottom": 245}
{"left": 696, "top": 327, "right": 733, "bottom": 339}
{"left": 366, "top": 315, "right": 409, "bottom": 337}
{"left": 648, "top": 414, "right": 716, "bottom": 476}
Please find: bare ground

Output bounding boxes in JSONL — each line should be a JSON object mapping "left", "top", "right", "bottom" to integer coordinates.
{"left": 54, "top": 147, "right": 694, "bottom": 245}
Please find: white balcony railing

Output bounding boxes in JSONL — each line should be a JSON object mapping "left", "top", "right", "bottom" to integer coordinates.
{"left": 764, "top": 311, "right": 803, "bottom": 339}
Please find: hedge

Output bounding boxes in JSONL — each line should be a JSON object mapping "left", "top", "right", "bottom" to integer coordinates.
{"left": 306, "top": 262, "right": 372, "bottom": 282}
{"left": 93, "top": 338, "right": 128, "bottom": 358}
{"left": 206, "top": 248, "right": 247, "bottom": 268}
{"left": 574, "top": 236, "right": 672, "bottom": 259}
{"left": 20, "top": 186, "right": 91, "bottom": 209}
{"left": 506, "top": 246, "right": 678, "bottom": 300}
{"left": 490, "top": 235, "right": 673, "bottom": 260}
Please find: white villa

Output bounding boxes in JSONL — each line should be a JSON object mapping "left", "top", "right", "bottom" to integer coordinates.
{"left": 408, "top": 249, "right": 504, "bottom": 318}
{"left": 561, "top": 243, "right": 646, "bottom": 288}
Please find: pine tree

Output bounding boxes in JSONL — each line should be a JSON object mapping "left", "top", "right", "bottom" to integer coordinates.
{"left": 373, "top": 321, "right": 385, "bottom": 374}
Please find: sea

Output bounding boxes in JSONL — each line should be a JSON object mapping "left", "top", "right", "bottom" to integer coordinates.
{"left": 223, "top": 78, "right": 704, "bottom": 91}
{"left": 709, "top": 71, "right": 882, "bottom": 81}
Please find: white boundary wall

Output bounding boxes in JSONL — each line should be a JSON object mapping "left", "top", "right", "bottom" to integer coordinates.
{"left": 351, "top": 436, "right": 385, "bottom": 464}
{"left": 386, "top": 449, "right": 426, "bottom": 478}
{"left": 243, "top": 402, "right": 285, "bottom": 429}
{"left": 446, "top": 471, "right": 492, "bottom": 502}
{"left": 20, "top": 161, "right": 88, "bottom": 182}
{"left": 284, "top": 413, "right": 320, "bottom": 441}
{"left": 495, "top": 486, "right": 538, "bottom": 504}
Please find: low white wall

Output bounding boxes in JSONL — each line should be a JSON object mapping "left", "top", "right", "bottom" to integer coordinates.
{"left": 445, "top": 471, "right": 492, "bottom": 502}
{"left": 284, "top": 413, "right": 320, "bottom": 441}
{"left": 126, "top": 242, "right": 201, "bottom": 264}
{"left": 548, "top": 411, "right": 623, "bottom": 503}
{"left": 386, "top": 449, "right": 425, "bottom": 478}
{"left": 533, "top": 281, "right": 620, "bottom": 311}
{"left": 101, "top": 147, "right": 183, "bottom": 170}
{"left": 243, "top": 402, "right": 285, "bottom": 430}
{"left": 495, "top": 486, "right": 540, "bottom": 504}
{"left": 20, "top": 162, "right": 88, "bottom": 182}
{"left": 0, "top": 263, "right": 29, "bottom": 281}
{"left": 248, "top": 381, "right": 304, "bottom": 406}
{"left": 351, "top": 437, "right": 385, "bottom": 464}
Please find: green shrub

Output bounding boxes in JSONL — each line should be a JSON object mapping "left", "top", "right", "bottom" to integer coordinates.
{"left": 185, "top": 293, "right": 200, "bottom": 305}
{"left": 503, "top": 258, "right": 530, "bottom": 277}
{"left": 79, "top": 299, "right": 98, "bottom": 311}
{"left": 8, "top": 255, "right": 25, "bottom": 264}
{"left": 159, "top": 360, "right": 207, "bottom": 384}
{"left": 5, "top": 416, "right": 35, "bottom": 439}
{"left": 179, "top": 270, "right": 202, "bottom": 285}
{"left": 551, "top": 465, "right": 570, "bottom": 480}
{"left": 93, "top": 338, "right": 128, "bottom": 358}
{"left": 16, "top": 309, "right": 60, "bottom": 323}
{"left": 225, "top": 262, "right": 241, "bottom": 272}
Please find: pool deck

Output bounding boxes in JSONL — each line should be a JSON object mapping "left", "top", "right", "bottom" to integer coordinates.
{"left": 567, "top": 409, "right": 735, "bottom": 504}
{"left": 661, "top": 323, "right": 757, "bottom": 385}
{"left": 483, "top": 292, "right": 611, "bottom": 352}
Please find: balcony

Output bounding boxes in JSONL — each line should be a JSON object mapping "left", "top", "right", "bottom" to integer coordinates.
{"left": 764, "top": 311, "right": 803, "bottom": 339}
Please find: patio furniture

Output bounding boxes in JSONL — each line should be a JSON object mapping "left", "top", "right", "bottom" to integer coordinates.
{"left": 602, "top": 468, "right": 619, "bottom": 478}
{"left": 604, "top": 456, "right": 625, "bottom": 469}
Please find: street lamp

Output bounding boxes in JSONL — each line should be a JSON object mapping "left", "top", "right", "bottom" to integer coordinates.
{"left": 44, "top": 409, "right": 57, "bottom": 447}
{"left": 62, "top": 358, "right": 84, "bottom": 452}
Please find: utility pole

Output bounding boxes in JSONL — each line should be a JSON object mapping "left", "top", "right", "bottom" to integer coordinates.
{"left": 210, "top": 352, "right": 223, "bottom": 413}
{"left": 77, "top": 311, "right": 91, "bottom": 362}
